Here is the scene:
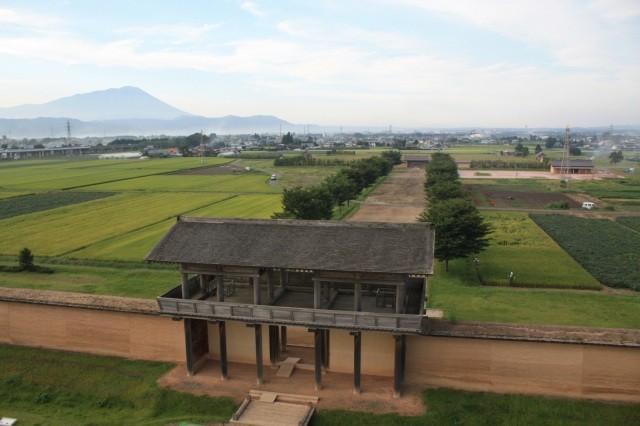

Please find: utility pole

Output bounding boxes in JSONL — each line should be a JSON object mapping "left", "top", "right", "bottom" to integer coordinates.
{"left": 559, "top": 125, "right": 571, "bottom": 187}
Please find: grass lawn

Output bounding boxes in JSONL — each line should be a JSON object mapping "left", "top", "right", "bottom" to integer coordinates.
{"left": 0, "top": 263, "right": 177, "bottom": 298}
{"left": 479, "top": 212, "right": 600, "bottom": 290}
{"left": 427, "top": 258, "right": 640, "bottom": 329}
{"left": 313, "top": 388, "right": 640, "bottom": 425}
{"left": 0, "top": 344, "right": 237, "bottom": 425}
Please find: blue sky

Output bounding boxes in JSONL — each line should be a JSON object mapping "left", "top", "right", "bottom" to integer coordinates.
{"left": 0, "top": 0, "right": 638, "bottom": 128}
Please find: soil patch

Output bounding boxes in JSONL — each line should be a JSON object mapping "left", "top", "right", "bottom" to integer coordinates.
{"left": 349, "top": 167, "right": 425, "bottom": 222}
{"left": 158, "top": 360, "right": 426, "bottom": 416}
{"left": 470, "top": 188, "right": 581, "bottom": 209}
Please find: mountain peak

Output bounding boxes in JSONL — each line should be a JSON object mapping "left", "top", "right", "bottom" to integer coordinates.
{"left": 0, "top": 87, "right": 188, "bottom": 121}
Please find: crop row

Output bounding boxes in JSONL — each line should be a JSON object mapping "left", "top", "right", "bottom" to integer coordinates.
{"left": 82, "top": 174, "right": 280, "bottom": 193}
{"left": 530, "top": 214, "right": 640, "bottom": 291}
{"left": 67, "top": 194, "right": 282, "bottom": 261}
{"left": 0, "top": 157, "right": 230, "bottom": 190}
{"left": 0, "top": 192, "right": 232, "bottom": 257}
{"left": 0, "top": 191, "right": 116, "bottom": 220}
{"left": 478, "top": 212, "right": 601, "bottom": 290}
{"left": 616, "top": 216, "right": 640, "bottom": 233}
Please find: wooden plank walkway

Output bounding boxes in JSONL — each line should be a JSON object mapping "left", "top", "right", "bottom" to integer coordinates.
{"left": 231, "top": 391, "right": 316, "bottom": 425}
{"left": 276, "top": 357, "right": 301, "bottom": 378}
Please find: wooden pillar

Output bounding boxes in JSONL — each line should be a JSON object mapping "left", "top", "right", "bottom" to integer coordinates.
{"left": 181, "top": 272, "right": 190, "bottom": 299}
{"left": 184, "top": 319, "right": 195, "bottom": 376}
{"left": 354, "top": 282, "right": 362, "bottom": 311}
{"left": 281, "top": 326, "right": 287, "bottom": 353}
{"left": 314, "top": 329, "right": 322, "bottom": 390}
{"left": 322, "top": 329, "right": 330, "bottom": 369}
{"left": 254, "top": 324, "right": 263, "bottom": 385}
{"left": 352, "top": 331, "right": 361, "bottom": 394}
{"left": 395, "top": 284, "right": 405, "bottom": 314}
{"left": 219, "top": 321, "right": 228, "bottom": 380}
{"left": 216, "top": 275, "right": 224, "bottom": 302}
{"left": 267, "top": 270, "right": 275, "bottom": 300}
{"left": 199, "top": 274, "right": 207, "bottom": 296}
{"left": 393, "top": 334, "right": 405, "bottom": 397}
{"left": 253, "top": 276, "right": 261, "bottom": 305}
{"left": 269, "top": 325, "right": 280, "bottom": 365}
{"left": 313, "top": 281, "right": 321, "bottom": 309}
{"left": 279, "top": 269, "right": 287, "bottom": 289}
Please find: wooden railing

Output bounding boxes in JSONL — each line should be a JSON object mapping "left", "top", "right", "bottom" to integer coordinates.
{"left": 157, "top": 286, "right": 422, "bottom": 333}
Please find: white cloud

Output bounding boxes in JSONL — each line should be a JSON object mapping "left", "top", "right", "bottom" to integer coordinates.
{"left": 0, "top": 7, "right": 59, "bottom": 28}
{"left": 117, "top": 23, "right": 221, "bottom": 44}
{"left": 239, "top": 1, "right": 265, "bottom": 17}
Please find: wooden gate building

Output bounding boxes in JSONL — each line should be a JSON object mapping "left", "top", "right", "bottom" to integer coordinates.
{"left": 146, "top": 217, "right": 435, "bottom": 396}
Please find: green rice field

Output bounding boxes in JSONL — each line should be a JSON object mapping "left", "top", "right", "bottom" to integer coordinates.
{"left": 479, "top": 212, "right": 601, "bottom": 289}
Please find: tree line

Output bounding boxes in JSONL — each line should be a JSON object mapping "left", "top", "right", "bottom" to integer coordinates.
{"left": 419, "top": 153, "right": 491, "bottom": 271}
{"left": 273, "top": 150, "right": 402, "bottom": 220}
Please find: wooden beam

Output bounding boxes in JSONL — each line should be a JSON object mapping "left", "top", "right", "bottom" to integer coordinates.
{"left": 219, "top": 321, "right": 228, "bottom": 380}
{"left": 253, "top": 276, "right": 261, "bottom": 305}
{"left": 395, "top": 284, "right": 405, "bottom": 314}
{"left": 216, "top": 275, "right": 224, "bottom": 302}
{"left": 352, "top": 331, "right": 361, "bottom": 394}
{"left": 313, "top": 281, "right": 321, "bottom": 309}
{"left": 322, "top": 329, "right": 330, "bottom": 369}
{"left": 181, "top": 273, "right": 190, "bottom": 299}
{"left": 280, "top": 326, "right": 287, "bottom": 353}
{"left": 314, "top": 329, "right": 322, "bottom": 390}
{"left": 269, "top": 325, "right": 279, "bottom": 365}
{"left": 184, "top": 319, "right": 195, "bottom": 376}
{"left": 267, "top": 270, "right": 275, "bottom": 300}
{"left": 199, "top": 274, "right": 208, "bottom": 296}
{"left": 393, "top": 334, "right": 404, "bottom": 397}
{"left": 354, "top": 282, "right": 362, "bottom": 312}
{"left": 254, "top": 324, "right": 263, "bottom": 385}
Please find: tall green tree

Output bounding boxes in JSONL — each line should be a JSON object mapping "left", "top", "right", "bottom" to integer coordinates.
{"left": 426, "top": 180, "right": 468, "bottom": 204}
{"left": 609, "top": 150, "right": 623, "bottom": 164}
{"left": 273, "top": 186, "right": 334, "bottom": 220}
{"left": 323, "top": 173, "right": 358, "bottom": 211}
{"left": 419, "top": 198, "right": 491, "bottom": 272}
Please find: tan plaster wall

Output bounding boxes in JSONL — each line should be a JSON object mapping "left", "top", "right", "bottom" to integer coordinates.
{"left": 208, "top": 321, "right": 270, "bottom": 364}
{"left": 2, "top": 301, "right": 184, "bottom": 362}
{"left": 405, "top": 336, "right": 640, "bottom": 402}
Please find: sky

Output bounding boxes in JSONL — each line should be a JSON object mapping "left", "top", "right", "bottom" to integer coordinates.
{"left": 0, "top": 0, "right": 639, "bottom": 128}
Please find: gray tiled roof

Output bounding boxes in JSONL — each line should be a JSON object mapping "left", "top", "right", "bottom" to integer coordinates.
{"left": 549, "top": 160, "right": 594, "bottom": 168}
{"left": 146, "top": 217, "right": 435, "bottom": 275}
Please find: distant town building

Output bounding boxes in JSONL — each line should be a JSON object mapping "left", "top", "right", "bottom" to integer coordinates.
{"left": 549, "top": 160, "right": 594, "bottom": 175}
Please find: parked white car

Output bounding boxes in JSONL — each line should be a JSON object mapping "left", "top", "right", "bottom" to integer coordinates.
{"left": 582, "top": 202, "right": 596, "bottom": 209}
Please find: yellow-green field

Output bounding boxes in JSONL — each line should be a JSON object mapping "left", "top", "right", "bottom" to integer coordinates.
{"left": 67, "top": 194, "right": 282, "bottom": 261}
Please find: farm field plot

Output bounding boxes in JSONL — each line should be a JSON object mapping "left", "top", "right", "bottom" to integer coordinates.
{"left": 69, "top": 193, "right": 282, "bottom": 261}
{"left": 0, "top": 191, "right": 32, "bottom": 200}
{"left": 467, "top": 184, "right": 579, "bottom": 209}
{"left": 617, "top": 216, "right": 640, "bottom": 232}
{"left": 0, "top": 192, "right": 231, "bottom": 257}
{"left": 0, "top": 157, "right": 230, "bottom": 190}
{"left": 427, "top": 258, "right": 640, "bottom": 329}
{"left": 235, "top": 159, "right": 343, "bottom": 188}
{"left": 531, "top": 214, "right": 640, "bottom": 291}
{"left": 83, "top": 173, "right": 280, "bottom": 193}
{"left": 0, "top": 191, "right": 116, "bottom": 220}
{"left": 0, "top": 263, "right": 179, "bottom": 298}
{"left": 573, "top": 176, "right": 640, "bottom": 200}
{"left": 478, "top": 212, "right": 600, "bottom": 289}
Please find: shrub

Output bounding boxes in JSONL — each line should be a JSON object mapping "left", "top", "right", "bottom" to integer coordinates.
{"left": 545, "top": 201, "right": 570, "bottom": 209}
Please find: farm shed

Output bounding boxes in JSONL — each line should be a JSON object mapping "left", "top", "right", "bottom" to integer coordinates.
{"left": 146, "top": 217, "right": 435, "bottom": 396}
{"left": 549, "top": 160, "right": 594, "bottom": 175}
{"left": 403, "top": 155, "right": 430, "bottom": 169}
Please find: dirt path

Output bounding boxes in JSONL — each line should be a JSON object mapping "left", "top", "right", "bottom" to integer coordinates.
{"left": 348, "top": 167, "right": 425, "bottom": 222}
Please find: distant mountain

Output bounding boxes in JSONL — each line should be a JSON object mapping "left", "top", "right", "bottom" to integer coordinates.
{"left": 0, "top": 115, "right": 294, "bottom": 138}
{"left": 0, "top": 87, "right": 297, "bottom": 137}
{"left": 0, "top": 87, "right": 188, "bottom": 121}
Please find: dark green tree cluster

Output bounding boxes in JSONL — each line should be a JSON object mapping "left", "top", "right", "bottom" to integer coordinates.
{"left": 273, "top": 156, "right": 348, "bottom": 167}
{"left": 273, "top": 154, "right": 396, "bottom": 220}
{"left": 0, "top": 248, "right": 53, "bottom": 273}
{"left": 609, "top": 150, "right": 623, "bottom": 164}
{"left": 419, "top": 153, "right": 490, "bottom": 271}
{"left": 515, "top": 142, "right": 530, "bottom": 157}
